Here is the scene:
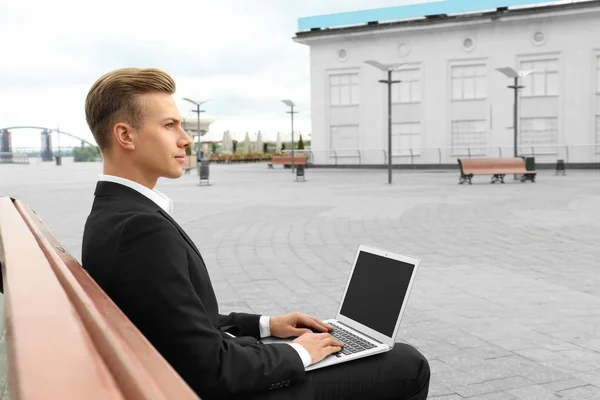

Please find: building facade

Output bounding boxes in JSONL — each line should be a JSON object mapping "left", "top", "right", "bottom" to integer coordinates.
{"left": 294, "top": 1, "right": 600, "bottom": 165}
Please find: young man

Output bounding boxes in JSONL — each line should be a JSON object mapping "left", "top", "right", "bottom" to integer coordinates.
{"left": 82, "top": 67, "right": 430, "bottom": 400}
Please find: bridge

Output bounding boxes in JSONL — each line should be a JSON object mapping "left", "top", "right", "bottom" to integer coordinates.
{"left": 0, "top": 126, "right": 97, "bottom": 164}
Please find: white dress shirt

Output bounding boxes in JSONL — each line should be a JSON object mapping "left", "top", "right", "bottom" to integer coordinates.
{"left": 98, "top": 174, "right": 311, "bottom": 368}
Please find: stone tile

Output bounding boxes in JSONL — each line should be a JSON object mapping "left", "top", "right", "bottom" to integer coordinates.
{"left": 469, "top": 393, "right": 517, "bottom": 400}
{"left": 571, "top": 370, "right": 600, "bottom": 388}
{"left": 454, "top": 377, "right": 533, "bottom": 398}
{"left": 509, "top": 385, "right": 563, "bottom": 399}
{"left": 429, "top": 359, "right": 456, "bottom": 374}
{"left": 543, "top": 378, "right": 590, "bottom": 392}
{"left": 438, "top": 353, "right": 487, "bottom": 369}
{"left": 428, "top": 382, "right": 457, "bottom": 398}
{"left": 434, "top": 370, "right": 487, "bottom": 388}
{"left": 558, "top": 384, "right": 600, "bottom": 399}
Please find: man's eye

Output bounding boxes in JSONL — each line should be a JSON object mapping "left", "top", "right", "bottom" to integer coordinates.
{"left": 166, "top": 123, "right": 174, "bottom": 128}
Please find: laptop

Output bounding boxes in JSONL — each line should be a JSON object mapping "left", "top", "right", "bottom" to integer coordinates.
{"left": 261, "top": 245, "right": 420, "bottom": 371}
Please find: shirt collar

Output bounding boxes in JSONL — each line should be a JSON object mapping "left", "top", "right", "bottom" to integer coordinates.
{"left": 98, "top": 174, "right": 174, "bottom": 215}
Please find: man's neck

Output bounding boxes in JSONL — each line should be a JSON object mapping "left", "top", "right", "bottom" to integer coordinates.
{"left": 103, "top": 163, "right": 157, "bottom": 190}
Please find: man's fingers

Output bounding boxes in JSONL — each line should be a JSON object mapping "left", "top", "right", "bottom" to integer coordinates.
{"left": 297, "top": 314, "right": 327, "bottom": 332}
{"left": 294, "top": 328, "right": 312, "bottom": 337}
{"left": 318, "top": 333, "right": 344, "bottom": 347}
{"left": 309, "top": 316, "right": 333, "bottom": 332}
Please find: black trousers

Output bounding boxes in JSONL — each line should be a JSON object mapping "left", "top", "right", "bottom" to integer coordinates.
{"left": 233, "top": 343, "right": 430, "bottom": 400}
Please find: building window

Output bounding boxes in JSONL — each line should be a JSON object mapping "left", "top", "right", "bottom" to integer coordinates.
{"left": 451, "top": 65, "right": 486, "bottom": 100}
{"left": 330, "top": 125, "right": 359, "bottom": 149}
{"left": 392, "top": 69, "right": 420, "bottom": 103}
{"left": 330, "top": 73, "right": 359, "bottom": 106}
{"left": 520, "top": 118, "right": 558, "bottom": 149}
{"left": 451, "top": 120, "right": 487, "bottom": 155}
{"left": 392, "top": 123, "right": 421, "bottom": 155}
{"left": 520, "top": 59, "right": 559, "bottom": 97}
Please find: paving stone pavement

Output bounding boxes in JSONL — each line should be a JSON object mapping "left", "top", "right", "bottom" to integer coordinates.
{"left": 1, "top": 158, "right": 599, "bottom": 399}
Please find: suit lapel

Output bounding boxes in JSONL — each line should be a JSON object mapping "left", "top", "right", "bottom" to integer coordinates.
{"left": 158, "top": 210, "right": 204, "bottom": 261}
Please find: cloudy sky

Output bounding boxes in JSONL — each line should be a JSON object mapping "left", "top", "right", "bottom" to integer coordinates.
{"left": 1, "top": 0, "right": 583, "bottom": 148}
{"left": 0, "top": 0, "right": 418, "bottom": 148}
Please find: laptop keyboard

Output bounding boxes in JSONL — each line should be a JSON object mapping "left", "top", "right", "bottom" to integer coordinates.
{"left": 329, "top": 323, "right": 377, "bottom": 358}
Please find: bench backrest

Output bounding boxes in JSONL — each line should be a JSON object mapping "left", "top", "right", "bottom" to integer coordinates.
{"left": 459, "top": 157, "right": 527, "bottom": 173}
{"left": 0, "top": 197, "right": 200, "bottom": 400}
{"left": 271, "top": 155, "right": 307, "bottom": 164}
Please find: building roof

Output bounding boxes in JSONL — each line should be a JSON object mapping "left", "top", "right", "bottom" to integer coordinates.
{"left": 295, "top": 0, "right": 600, "bottom": 41}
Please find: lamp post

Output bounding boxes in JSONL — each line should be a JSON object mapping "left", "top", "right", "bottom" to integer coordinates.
{"left": 496, "top": 67, "right": 534, "bottom": 159}
{"left": 364, "top": 60, "right": 405, "bottom": 184}
{"left": 282, "top": 100, "right": 298, "bottom": 172}
{"left": 56, "top": 124, "right": 61, "bottom": 166}
{"left": 182, "top": 98, "right": 212, "bottom": 159}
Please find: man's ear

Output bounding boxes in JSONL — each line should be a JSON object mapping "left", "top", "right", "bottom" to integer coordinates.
{"left": 112, "top": 122, "right": 136, "bottom": 151}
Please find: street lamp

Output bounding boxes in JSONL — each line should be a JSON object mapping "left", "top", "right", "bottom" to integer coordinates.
{"left": 56, "top": 124, "right": 61, "bottom": 166}
{"left": 364, "top": 60, "right": 405, "bottom": 184}
{"left": 182, "top": 98, "right": 212, "bottom": 158}
{"left": 496, "top": 67, "right": 534, "bottom": 158}
{"left": 281, "top": 100, "right": 298, "bottom": 172}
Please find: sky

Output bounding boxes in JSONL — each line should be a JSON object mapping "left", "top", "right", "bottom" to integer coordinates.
{"left": 0, "top": 0, "right": 586, "bottom": 148}
{"left": 0, "top": 0, "right": 415, "bottom": 148}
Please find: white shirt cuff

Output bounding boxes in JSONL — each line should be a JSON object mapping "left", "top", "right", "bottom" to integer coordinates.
{"left": 259, "top": 316, "right": 271, "bottom": 338}
{"left": 287, "top": 343, "right": 312, "bottom": 368}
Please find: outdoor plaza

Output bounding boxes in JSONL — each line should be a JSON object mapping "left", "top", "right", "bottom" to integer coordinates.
{"left": 0, "top": 159, "right": 599, "bottom": 399}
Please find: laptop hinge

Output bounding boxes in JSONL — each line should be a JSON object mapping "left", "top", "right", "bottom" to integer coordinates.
{"left": 336, "top": 321, "right": 385, "bottom": 345}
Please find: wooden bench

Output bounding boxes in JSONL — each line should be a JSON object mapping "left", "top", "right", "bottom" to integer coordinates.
{"left": 268, "top": 155, "right": 307, "bottom": 169}
{"left": 0, "top": 197, "right": 200, "bottom": 400}
{"left": 457, "top": 158, "right": 536, "bottom": 184}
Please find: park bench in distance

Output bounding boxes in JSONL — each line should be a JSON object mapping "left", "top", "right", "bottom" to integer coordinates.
{"left": 0, "top": 197, "right": 200, "bottom": 400}
{"left": 457, "top": 158, "right": 536, "bottom": 185}
{"left": 268, "top": 155, "right": 307, "bottom": 169}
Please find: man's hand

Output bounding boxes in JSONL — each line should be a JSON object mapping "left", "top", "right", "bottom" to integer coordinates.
{"left": 270, "top": 312, "right": 333, "bottom": 338}
{"left": 292, "top": 332, "right": 343, "bottom": 364}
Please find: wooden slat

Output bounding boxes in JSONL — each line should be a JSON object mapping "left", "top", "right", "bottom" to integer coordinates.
{"left": 0, "top": 197, "right": 125, "bottom": 400}
{"left": 14, "top": 200, "right": 200, "bottom": 400}
{"left": 271, "top": 155, "right": 307, "bottom": 165}
{"left": 460, "top": 158, "right": 533, "bottom": 175}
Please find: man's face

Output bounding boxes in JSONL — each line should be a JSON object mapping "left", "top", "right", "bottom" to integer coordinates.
{"left": 131, "top": 92, "right": 191, "bottom": 181}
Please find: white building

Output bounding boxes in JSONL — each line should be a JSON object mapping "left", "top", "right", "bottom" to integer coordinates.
{"left": 294, "top": 1, "right": 600, "bottom": 166}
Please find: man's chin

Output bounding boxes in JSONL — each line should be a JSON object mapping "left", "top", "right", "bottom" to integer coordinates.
{"left": 164, "top": 168, "right": 184, "bottom": 179}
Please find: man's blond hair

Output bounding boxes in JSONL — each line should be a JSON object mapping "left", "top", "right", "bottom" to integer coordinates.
{"left": 85, "top": 67, "right": 176, "bottom": 152}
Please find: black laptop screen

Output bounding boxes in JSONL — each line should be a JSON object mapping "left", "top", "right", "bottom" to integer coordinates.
{"left": 339, "top": 251, "right": 415, "bottom": 337}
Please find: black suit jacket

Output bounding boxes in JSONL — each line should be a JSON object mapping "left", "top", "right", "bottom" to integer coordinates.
{"left": 82, "top": 182, "right": 305, "bottom": 398}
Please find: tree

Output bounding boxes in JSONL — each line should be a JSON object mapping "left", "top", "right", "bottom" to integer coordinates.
{"left": 298, "top": 134, "right": 305, "bottom": 150}
{"left": 73, "top": 146, "right": 101, "bottom": 162}
{"left": 232, "top": 140, "right": 238, "bottom": 154}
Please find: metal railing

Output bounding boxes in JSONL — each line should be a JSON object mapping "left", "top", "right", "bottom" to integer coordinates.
{"left": 306, "top": 145, "right": 600, "bottom": 165}
{"left": 0, "top": 152, "right": 29, "bottom": 164}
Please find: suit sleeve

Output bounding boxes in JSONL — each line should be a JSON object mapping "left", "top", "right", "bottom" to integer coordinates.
{"left": 218, "top": 312, "right": 262, "bottom": 339}
{"left": 112, "top": 213, "right": 305, "bottom": 398}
